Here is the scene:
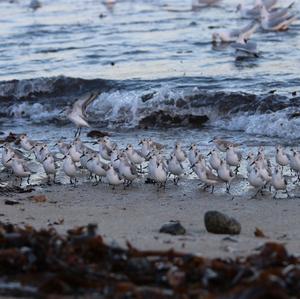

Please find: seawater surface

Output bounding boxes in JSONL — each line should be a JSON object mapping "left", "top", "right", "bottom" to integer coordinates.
{"left": 0, "top": 0, "right": 300, "bottom": 145}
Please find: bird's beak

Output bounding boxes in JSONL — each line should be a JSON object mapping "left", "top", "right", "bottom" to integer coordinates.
{"left": 189, "top": 146, "right": 192, "bottom": 150}
{"left": 246, "top": 155, "right": 250, "bottom": 160}
{"left": 87, "top": 157, "right": 92, "bottom": 162}
{"left": 190, "top": 164, "right": 195, "bottom": 169}
{"left": 54, "top": 143, "right": 58, "bottom": 147}
{"left": 207, "top": 152, "right": 211, "bottom": 156}
{"left": 250, "top": 161, "right": 255, "bottom": 166}
{"left": 125, "top": 147, "right": 128, "bottom": 151}
{"left": 7, "top": 158, "right": 12, "bottom": 162}
{"left": 209, "top": 139, "right": 213, "bottom": 143}
{"left": 80, "top": 153, "right": 85, "bottom": 158}
{"left": 93, "top": 141, "right": 98, "bottom": 145}
{"left": 114, "top": 158, "right": 119, "bottom": 162}
{"left": 138, "top": 141, "right": 142, "bottom": 145}
{"left": 43, "top": 157, "right": 47, "bottom": 162}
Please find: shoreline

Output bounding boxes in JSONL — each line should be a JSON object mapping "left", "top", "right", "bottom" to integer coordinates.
{"left": 1, "top": 178, "right": 300, "bottom": 258}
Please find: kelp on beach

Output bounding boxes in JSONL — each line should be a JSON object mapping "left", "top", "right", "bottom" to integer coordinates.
{"left": 0, "top": 222, "right": 300, "bottom": 298}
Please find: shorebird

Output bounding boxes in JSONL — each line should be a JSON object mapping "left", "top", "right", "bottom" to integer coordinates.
{"left": 1, "top": 143, "right": 17, "bottom": 169}
{"left": 173, "top": 142, "right": 186, "bottom": 162}
{"left": 96, "top": 138, "right": 113, "bottom": 161}
{"left": 275, "top": 145, "right": 289, "bottom": 171}
{"left": 188, "top": 143, "right": 200, "bottom": 166}
{"left": 208, "top": 149, "right": 221, "bottom": 171}
{"left": 272, "top": 166, "right": 289, "bottom": 199}
{"left": 69, "top": 141, "right": 81, "bottom": 163}
{"left": 209, "top": 137, "right": 239, "bottom": 153}
{"left": 246, "top": 152, "right": 256, "bottom": 174}
{"left": 19, "top": 134, "right": 34, "bottom": 151}
{"left": 54, "top": 139, "right": 70, "bottom": 156}
{"left": 153, "top": 160, "right": 167, "bottom": 190}
{"left": 42, "top": 153, "right": 57, "bottom": 184}
{"left": 236, "top": 3, "right": 261, "bottom": 19}
{"left": 226, "top": 145, "right": 242, "bottom": 174}
{"left": 60, "top": 91, "right": 99, "bottom": 137}
{"left": 167, "top": 153, "right": 184, "bottom": 185}
{"left": 248, "top": 166, "right": 266, "bottom": 198}
{"left": 87, "top": 153, "right": 108, "bottom": 184}
{"left": 106, "top": 164, "right": 124, "bottom": 189}
{"left": 217, "top": 160, "right": 235, "bottom": 193}
{"left": 212, "top": 21, "right": 258, "bottom": 43}
{"left": 289, "top": 149, "right": 300, "bottom": 182}
{"left": 193, "top": 160, "right": 221, "bottom": 193}
{"left": 63, "top": 153, "right": 78, "bottom": 185}
{"left": 117, "top": 153, "right": 138, "bottom": 186}
{"left": 125, "top": 144, "right": 145, "bottom": 170}
{"left": 139, "top": 139, "right": 152, "bottom": 158}
{"left": 7, "top": 157, "right": 34, "bottom": 186}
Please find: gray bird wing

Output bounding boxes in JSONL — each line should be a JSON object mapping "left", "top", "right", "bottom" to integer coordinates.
{"left": 130, "top": 164, "right": 138, "bottom": 175}
{"left": 241, "top": 21, "right": 258, "bottom": 33}
{"left": 232, "top": 41, "right": 257, "bottom": 53}
{"left": 267, "top": 15, "right": 295, "bottom": 28}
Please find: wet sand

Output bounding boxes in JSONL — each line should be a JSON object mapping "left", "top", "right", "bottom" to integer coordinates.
{"left": 1, "top": 177, "right": 300, "bottom": 258}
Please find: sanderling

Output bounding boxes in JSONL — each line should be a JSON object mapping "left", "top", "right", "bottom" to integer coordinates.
{"left": 208, "top": 149, "right": 221, "bottom": 171}
{"left": 87, "top": 153, "right": 108, "bottom": 184}
{"left": 126, "top": 144, "right": 145, "bottom": 170}
{"left": 248, "top": 166, "right": 266, "bottom": 198}
{"left": 217, "top": 160, "right": 235, "bottom": 193}
{"left": 226, "top": 144, "right": 242, "bottom": 174}
{"left": 276, "top": 145, "right": 289, "bottom": 170}
{"left": 60, "top": 92, "right": 99, "bottom": 137}
{"left": 54, "top": 139, "right": 70, "bottom": 156}
{"left": 42, "top": 153, "right": 57, "bottom": 184}
{"left": 188, "top": 143, "right": 199, "bottom": 166}
{"left": 96, "top": 138, "right": 112, "bottom": 161}
{"left": 62, "top": 153, "right": 78, "bottom": 185}
{"left": 117, "top": 153, "right": 138, "bottom": 186}
{"left": 289, "top": 149, "right": 300, "bottom": 182}
{"left": 272, "top": 166, "right": 290, "bottom": 198}
{"left": 19, "top": 134, "right": 34, "bottom": 151}
{"left": 7, "top": 157, "right": 34, "bottom": 186}
{"left": 153, "top": 160, "right": 167, "bottom": 190}
{"left": 167, "top": 153, "right": 184, "bottom": 185}
{"left": 209, "top": 137, "right": 239, "bottom": 152}
{"left": 106, "top": 164, "right": 124, "bottom": 189}
{"left": 173, "top": 142, "right": 187, "bottom": 162}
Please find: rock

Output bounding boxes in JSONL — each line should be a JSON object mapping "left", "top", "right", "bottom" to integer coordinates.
{"left": 204, "top": 211, "right": 241, "bottom": 235}
{"left": 159, "top": 221, "right": 186, "bottom": 236}
{"left": 5, "top": 199, "right": 20, "bottom": 205}
{"left": 87, "top": 130, "right": 111, "bottom": 139}
{"left": 141, "top": 92, "right": 156, "bottom": 103}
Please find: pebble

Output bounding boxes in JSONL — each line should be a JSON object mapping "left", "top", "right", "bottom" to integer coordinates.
{"left": 159, "top": 221, "right": 186, "bottom": 236}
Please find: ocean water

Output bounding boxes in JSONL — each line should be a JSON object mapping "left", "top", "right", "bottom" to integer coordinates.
{"left": 0, "top": 0, "right": 300, "bottom": 146}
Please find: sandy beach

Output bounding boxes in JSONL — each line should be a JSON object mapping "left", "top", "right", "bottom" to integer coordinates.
{"left": 1, "top": 177, "right": 300, "bottom": 258}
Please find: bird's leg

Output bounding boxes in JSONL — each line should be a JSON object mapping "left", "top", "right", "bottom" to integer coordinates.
{"left": 273, "top": 191, "right": 277, "bottom": 199}
{"left": 293, "top": 174, "right": 300, "bottom": 184}
{"left": 286, "top": 190, "right": 291, "bottom": 198}
{"left": 78, "top": 127, "right": 82, "bottom": 137}
{"left": 203, "top": 184, "right": 209, "bottom": 191}
{"left": 235, "top": 165, "right": 239, "bottom": 175}
{"left": 74, "top": 128, "right": 78, "bottom": 138}
{"left": 211, "top": 185, "right": 215, "bottom": 194}
{"left": 27, "top": 175, "right": 30, "bottom": 185}
{"left": 70, "top": 177, "right": 73, "bottom": 185}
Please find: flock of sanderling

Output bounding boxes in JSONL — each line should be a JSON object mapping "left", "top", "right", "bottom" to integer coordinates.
{"left": 1, "top": 132, "right": 300, "bottom": 199}
{"left": 209, "top": 0, "right": 297, "bottom": 59}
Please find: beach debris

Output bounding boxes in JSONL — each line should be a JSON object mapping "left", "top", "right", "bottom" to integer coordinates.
{"left": 204, "top": 210, "right": 241, "bottom": 235}
{"left": 4, "top": 199, "right": 20, "bottom": 205}
{"left": 0, "top": 185, "right": 35, "bottom": 194}
{"left": 87, "top": 130, "right": 111, "bottom": 139}
{"left": 159, "top": 221, "right": 186, "bottom": 235}
{"left": 141, "top": 91, "right": 157, "bottom": 102}
{"left": 0, "top": 222, "right": 300, "bottom": 298}
{"left": 255, "top": 227, "right": 268, "bottom": 238}
{"left": 28, "top": 195, "right": 48, "bottom": 203}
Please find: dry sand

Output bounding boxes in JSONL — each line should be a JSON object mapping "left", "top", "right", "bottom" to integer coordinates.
{"left": 1, "top": 177, "right": 300, "bottom": 258}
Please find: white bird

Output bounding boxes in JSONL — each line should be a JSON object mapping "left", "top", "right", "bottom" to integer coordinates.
{"left": 110, "top": 146, "right": 120, "bottom": 170}
{"left": 139, "top": 138, "right": 152, "bottom": 158}
{"left": 42, "top": 153, "right": 57, "bottom": 183}
{"left": 106, "top": 164, "right": 124, "bottom": 189}
{"left": 167, "top": 153, "right": 184, "bottom": 185}
{"left": 260, "top": 5, "right": 297, "bottom": 31}
{"left": 153, "top": 160, "right": 167, "bottom": 190}
{"left": 19, "top": 134, "right": 34, "bottom": 151}
{"left": 276, "top": 145, "right": 289, "bottom": 170}
{"left": 208, "top": 149, "right": 221, "bottom": 171}
{"left": 212, "top": 21, "right": 258, "bottom": 43}
{"left": 97, "top": 138, "right": 112, "bottom": 161}
{"left": 272, "top": 166, "right": 289, "bottom": 199}
{"left": 289, "top": 149, "right": 300, "bottom": 182}
{"left": 1, "top": 143, "right": 17, "bottom": 169}
{"left": 63, "top": 154, "right": 77, "bottom": 185}
{"left": 126, "top": 144, "right": 145, "bottom": 169}
{"left": 173, "top": 142, "right": 186, "bottom": 162}
{"left": 231, "top": 35, "right": 259, "bottom": 59}
{"left": 60, "top": 92, "right": 99, "bottom": 137}
{"left": 226, "top": 145, "right": 242, "bottom": 174}
{"left": 236, "top": 3, "right": 261, "bottom": 19}
{"left": 54, "top": 139, "right": 70, "bottom": 156}
{"left": 69, "top": 142, "right": 81, "bottom": 163}
{"left": 217, "top": 160, "right": 235, "bottom": 193}
{"left": 8, "top": 157, "right": 34, "bottom": 186}
{"left": 87, "top": 154, "right": 108, "bottom": 184}
{"left": 188, "top": 143, "right": 200, "bottom": 166}
{"left": 209, "top": 137, "right": 240, "bottom": 153}
{"left": 193, "top": 160, "right": 221, "bottom": 193}
{"left": 248, "top": 166, "right": 266, "bottom": 198}
{"left": 246, "top": 152, "right": 256, "bottom": 174}
{"left": 118, "top": 153, "right": 138, "bottom": 186}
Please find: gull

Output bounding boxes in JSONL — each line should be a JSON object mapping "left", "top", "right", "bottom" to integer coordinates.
{"left": 207, "top": 149, "right": 221, "bottom": 171}
{"left": 7, "top": 157, "right": 34, "bottom": 186}
{"left": 226, "top": 145, "right": 242, "bottom": 174}
{"left": 193, "top": 160, "right": 221, "bottom": 193}
{"left": 19, "top": 134, "right": 34, "bottom": 151}
{"left": 60, "top": 91, "right": 99, "bottom": 137}
{"left": 259, "top": 2, "right": 295, "bottom": 21}
{"left": 87, "top": 153, "right": 108, "bottom": 184}
{"left": 236, "top": 3, "right": 261, "bottom": 19}
{"left": 276, "top": 145, "right": 289, "bottom": 170}
{"left": 217, "top": 160, "right": 235, "bottom": 193}
{"left": 167, "top": 153, "right": 184, "bottom": 185}
{"left": 63, "top": 153, "right": 78, "bottom": 185}
{"left": 125, "top": 144, "right": 145, "bottom": 170}
{"left": 209, "top": 137, "right": 240, "bottom": 152}
{"left": 212, "top": 21, "right": 258, "bottom": 43}
{"left": 248, "top": 166, "right": 266, "bottom": 198}
{"left": 54, "top": 139, "right": 70, "bottom": 156}
{"left": 289, "top": 149, "right": 300, "bottom": 182}
{"left": 188, "top": 143, "right": 200, "bottom": 166}
{"left": 153, "top": 160, "right": 167, "bottom": 190}
{"left": 173, "top": 142, "right": 186, "bottom": 162}
{"left": 231, "top": 35, "right": 259, "bottom": 59}
{"left": 106, "top": 164, "right": 124, "bottom": 190}
{"left": 42, "top": 153, "right": 57, "bottom": 184}
{"left": 117, "top": 153, "right": 138, "bottom": 186}
{"left": 272, "top": 166, "right": 289, "bottom": 199}
{"left": 260, "top": 5, "right": 297, "bottom": 31}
